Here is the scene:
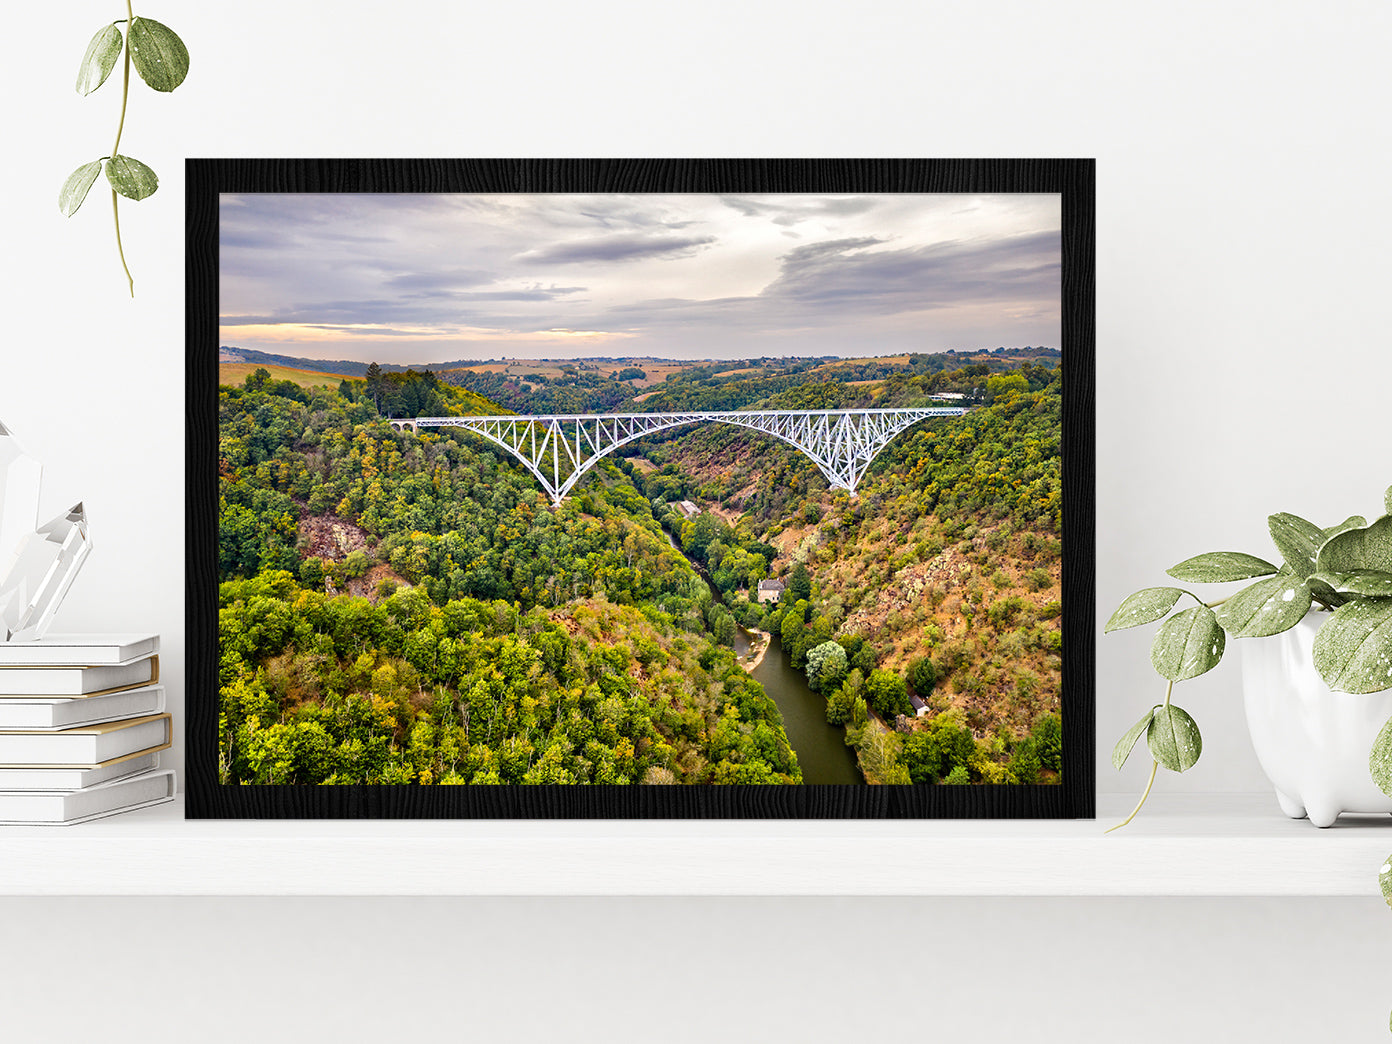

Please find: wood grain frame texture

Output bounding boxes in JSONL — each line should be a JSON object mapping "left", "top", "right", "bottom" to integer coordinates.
{"left": 186, "top": 158, "right": 1095, "bottom": 819}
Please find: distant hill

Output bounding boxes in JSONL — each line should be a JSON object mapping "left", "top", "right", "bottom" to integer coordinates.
{"left": 219, "top": 347, "right": 434, "bottom": 377}
{"left": 219, "top": 362, "right": 346, "bottom": 391}
{"left": 219, "top": 345, "right": 1058, "bottom": 381}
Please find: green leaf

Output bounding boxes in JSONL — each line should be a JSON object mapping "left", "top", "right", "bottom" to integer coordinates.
{"left": 1146, "top": 704, "right": 1202, "bottom": 772}
{"left": 1166, "top": 551, "right": 1278, "bottom": 583}
{"left": 1317, "top": 515, "right": 1392, "bottom": 575}
{"left": 1370, "top": 717, "right": 1392, "bottom": 798}
{"left": 76, "top": 24, "right": 123, "bottom": 96}
{"left": 104, "top": 155, "right": 158, "bottom": 201}
{"left": 1309, "top": 570, "right": 1392, "bottom": 598}
{"left": 1312, "top": 599, "right": 1392, "bottom": 694}
{"left": 1150, "top": 605, "right": 1226, "bottom": 681}
{"left": 1112, "top": 708, "right": 1157, "bottom": 770}
{"left": 128, "top": 17, "right": 189, "bottom": 92}
{"left": 1104, "top": 588, "right": 1185, "bottom": 633}
{"left": 1324, "top": 515, "right": 1367, "bottom": 540}
{"left": 1305, "top": 573, "right": 1350, "bottom": 609}
{"left": 58, "top": 160, "right": 104, "bottom": 217}
{"left": 1380, "top": 848, "right": 1392, "bottom": 910}
{"left": 1214, "top": 575, "right": 1312, "bottom": 638}
{"left": 1267, "top": 513, "right": 1325, "bottom": 579}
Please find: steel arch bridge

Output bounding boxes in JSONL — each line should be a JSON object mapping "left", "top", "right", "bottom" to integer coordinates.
{"left": 395, "top": 408, "right": 966, "bottom": 506}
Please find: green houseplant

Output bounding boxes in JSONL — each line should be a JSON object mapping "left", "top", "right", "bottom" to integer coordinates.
{"left": 59, "top": 5, "right": 190, "bottom": 296}
{"left": 1106, "top": 482, "right": 1392, "bottom": 828}
{"left": 1109, "top": 484, "right": 1392, "bottom": 1036}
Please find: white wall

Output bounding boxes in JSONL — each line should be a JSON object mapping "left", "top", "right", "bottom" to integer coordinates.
{"left": 4, "top": 0, "right": 1389, "bottom": 795}
{"left": 2, "top": 3, "right": 1389, "bottom": 1039}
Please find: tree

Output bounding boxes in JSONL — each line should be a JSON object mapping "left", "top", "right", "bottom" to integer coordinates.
{"left": 805, "top": 640, "right": 848, "bottom": 694}
{"left": 1032, "top": 713, "right": 1062, "bottom": 772}
{"left": 909, "top": 656, "right": 938, "bottom": 697}
{"left": 788, "top": 561, "right": 812, "bottom": 603}
{"left": 713, "top": 610, "right": 737, "bottom": 648}
{"left": 825, "top": 684, "right": 856, "bottom": 726}
{"left": 245, "top": 366, "right": 271, "bottom": 392}
{"left": 865, "top": 668, "right": 910, "bottom": 718}
{"left": 365, "top": 362, "right": 384, "bottom": 411}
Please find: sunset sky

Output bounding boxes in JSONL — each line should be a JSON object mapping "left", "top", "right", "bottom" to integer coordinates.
{"left": 219, "top": 192, "right": 1061, "bottom": 364}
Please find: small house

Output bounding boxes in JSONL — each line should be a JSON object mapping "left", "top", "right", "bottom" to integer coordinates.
{"left": 677, "top": 500, "right": 700, "bottom": 518}
{"left": 756, "top": 579, "right": 785, "bottom": 604}
{"left": 908, "top": 692, "right": 931, "bottom": 717}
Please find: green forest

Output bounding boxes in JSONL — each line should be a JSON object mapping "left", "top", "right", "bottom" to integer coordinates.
{"left": 219, "top": 352, "right": 1063, "bottom": 786}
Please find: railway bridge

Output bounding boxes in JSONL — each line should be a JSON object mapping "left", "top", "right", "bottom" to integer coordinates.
{"left": 391, "top": 407, "right": 966, "bottom": 506}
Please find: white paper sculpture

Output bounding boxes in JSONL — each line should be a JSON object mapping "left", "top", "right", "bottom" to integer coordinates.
{"left": 0, "top": 422, "right": 42, "bottom": 570}
{"left": 0, "top": 423, "right": 91, "bottom": 642}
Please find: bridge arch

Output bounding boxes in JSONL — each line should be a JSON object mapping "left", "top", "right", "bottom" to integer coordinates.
{"left": 412, "top": 408, "right": 965, "bottom": 507}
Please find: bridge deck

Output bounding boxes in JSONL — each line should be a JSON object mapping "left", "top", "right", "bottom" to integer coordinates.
{"left": 404, "top": 407, "right": 967, "bottom": 504}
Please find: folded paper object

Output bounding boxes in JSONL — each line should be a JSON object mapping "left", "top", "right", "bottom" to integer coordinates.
{"left": 0, "top": 503, "right": 92, "bottom": 642}
{"left": 0, "top": 423, "right": 92, "bottom": 643}
{"left": 0, "top": 422, "right": 42, "bottom": 576}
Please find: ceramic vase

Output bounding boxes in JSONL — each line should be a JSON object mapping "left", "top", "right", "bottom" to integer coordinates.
{"left": 1241, "top": 610, "right": 1392, "bottom": 827}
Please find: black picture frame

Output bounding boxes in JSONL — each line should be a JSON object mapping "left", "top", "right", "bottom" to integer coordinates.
{"left": 186, "top": 158, "right": 1094, "bottom": 819}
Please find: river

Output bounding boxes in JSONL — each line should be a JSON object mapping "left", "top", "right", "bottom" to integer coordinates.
{"left": 661, "top": 524, "right": 862, "bottom": 784}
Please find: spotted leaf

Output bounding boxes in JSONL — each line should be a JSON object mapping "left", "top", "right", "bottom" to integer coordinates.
{"left": 1147, "top": 704, "right": 1202, "bottom": 772}
{"left": 1312, "top": 599, "right": 1392, "bottom": 694}
{"left": 129, "top": 17, "right": 189, "bottom": 92}
{"left": 1324, "top": 515, "right": 1368, "bottom": 541}
{"left": 1105, "top": 588, "right": 1185, "bottom": 633}
{"left": 58, "top": 160, "right": 104, "bottom": 217}
{"left": 1214, "top": 575, "right": 1312, "bottom": 638}
{"left": 1370, "top": 717, "right": 1392, "bottom": 798}
{"left": 1318, "top": 515, "right": 1392, "bottom": 576}
{"left": 1150, "top": 605, "right": 1226, "bottom": 681}
{"left": 1308, "top": 570, "right": 1392, "bottom": 599}
{"left": 1267, "top": 513, "right": 1325, "bottom": 579}
{"left": 1112, "top": 707, "right": 1157, "bottom": 770}
{"left": 76, "top": 24, "right": 123, "bottom": 95}
{"left": 1166, "top": 551, "right": 1277, "bottom": 583}
{"left": 105, "top": 155, "right": 158, "bottom": 201}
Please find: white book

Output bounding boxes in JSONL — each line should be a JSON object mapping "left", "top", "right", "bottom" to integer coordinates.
{"left": 0, "top": 768, "right": 175, "bottom": 825}
{"left": 0, "top": 654, "right": 158, "bottom": 696}
{"left": 0, "top": 750, "right": 161, "bottom": 790}
{"left": 0, "top": 685, "right": 165, "bottom": 730}
{"left": 0, "top": 633, "right": 159, "bottom": 667}
{"left": 0, "top": 714, "right": 171, "bottom": 767}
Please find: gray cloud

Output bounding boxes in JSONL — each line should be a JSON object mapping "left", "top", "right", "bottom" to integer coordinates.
{"left": 719, "top": 195, "right": 881, "bottom": 226}
{"left": 601, "top": 231, "right": 1059, "bottom": 331}
{"left": 517, "top": 234, "right": 717, "bottom": 265}
{"left": 221, "top": 192, "right": 1060, "bottom": 362}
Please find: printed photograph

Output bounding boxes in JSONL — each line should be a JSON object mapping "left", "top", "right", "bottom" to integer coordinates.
{"left": 217, "top": 191, "right": 1063, "bottom": 786}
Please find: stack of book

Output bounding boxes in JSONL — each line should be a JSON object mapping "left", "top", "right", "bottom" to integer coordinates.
{"left": 0, "top": 633, "right": 173, "bottom": 825}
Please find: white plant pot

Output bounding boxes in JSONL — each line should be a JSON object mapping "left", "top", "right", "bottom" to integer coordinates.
{"left": 1241, "top": 610, "right": 1392, "bottom": 827}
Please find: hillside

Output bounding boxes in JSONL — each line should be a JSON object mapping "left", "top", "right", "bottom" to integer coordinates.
{"left": 218, "top": 369, "right": 801, "bottom": 785}
{"left": 616, "top": 361, "right": 1064, "bottom": 784}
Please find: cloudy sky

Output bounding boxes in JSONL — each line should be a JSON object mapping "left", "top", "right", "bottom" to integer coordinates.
{"left": 220, "top": 192, "right": 1060, "bottom": 363}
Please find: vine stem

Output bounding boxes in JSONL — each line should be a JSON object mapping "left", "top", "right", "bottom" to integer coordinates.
{"left": 1106, "top": 679, "right": 1175, "bottom": 833}
{"left": 111, "top": 0, "right": 135, "bottom": 296}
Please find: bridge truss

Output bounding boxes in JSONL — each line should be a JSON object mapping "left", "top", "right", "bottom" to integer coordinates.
{"left": 409, "top": 408, "right": 966, "bottom": 506}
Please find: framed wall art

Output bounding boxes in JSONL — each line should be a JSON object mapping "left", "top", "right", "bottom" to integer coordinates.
{"left": 186, "top": 158, "right": 1094, "bottom": 818}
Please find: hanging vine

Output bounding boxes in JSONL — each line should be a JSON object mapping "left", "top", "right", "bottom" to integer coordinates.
{"left": 59, "top": 6, "right": 189, "bottom": 297}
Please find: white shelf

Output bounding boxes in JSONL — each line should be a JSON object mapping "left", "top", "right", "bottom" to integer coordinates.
{"left": 1, "top": 794, "right": 1390, "bottom": 896}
